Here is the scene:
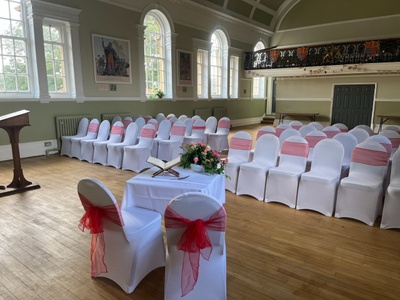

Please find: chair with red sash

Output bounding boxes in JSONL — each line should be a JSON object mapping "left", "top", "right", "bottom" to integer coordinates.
{"left": 249, "top": 126, "right": 276, "bottom": 160}
{"left": 224, "top": 131, "right": 253, "bottom": 193}
{"left": 379, "top": 129, "right": 400, "bottom": 159}
{"left": 70, "top": 118, "right": 99, "bottom": 159}
{"left": 288, "top": 120, "right": 303, "bottom": 130}
{"left": 61, "top": 117, "right": 89, "bottom": 157}
{"left": 164, "top": 192, "right": 226, "bottom": 300}
{"left": 208, "top": 117, "right": 231, "bottom": 152}
{"left": 92, "top": 121, "right": 125, "bottom": 166}
{"left": 384, "top": 125, "right": 400, "bottom": 134}
{"left": 299, "top": 124, "right": 317, "bottom": 138}
{"left": 332, "top": 123, "right": 349, "bottom": 132}
{"left": 183, "top": 119, "right": 206, "bottom": 145}
{"left": 335, "top": 140, "right": 388, "bottom": 226}
{"left": 274, "top": 123, "right": 291, "bottom": 138}
{"left": 265, "top": 136, "right": 309, "bottom": 208}
{"left": 122, "top": 124, "right": 156, "bottom": 172}
{"left": 322, "top": 125, "right": 341, "bottom": 138}
{"left": 158, "top": 120, "right": 186, "bottom": 162}
{"left": 77, "top": 178, "right": 165, "bottom": 294}
{"left": 308, "top": 121, "right": 323, "bottom": 131}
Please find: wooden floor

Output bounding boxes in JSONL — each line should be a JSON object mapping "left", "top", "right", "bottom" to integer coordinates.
{"left": 0, "top": 124, "right": 399, "bottom": 300}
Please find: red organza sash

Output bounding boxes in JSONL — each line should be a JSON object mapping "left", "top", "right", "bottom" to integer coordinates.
{"left": 340, "top": 128, "right": 348, "bottom": 132}
{"left": 281, "top": 141, "right": 309, "bottom": 157}
{"left": 144, "top": 116, "right": 152, "bottom": 123}
{"left": 78, "top": 193, "right": 124, "bottom": 277}
{"left": 141, "top": 128, "right": 156, "bottom": 138}
{"left": 111, "top": 125, "right": 124, "bottom": 135}
{"left": 230, "top": 137, "right": 252, "bottom": 150}
{"left": 379, "top": 143, "right": 392, "bottom": 158}
{"left": 122, "top": 119, "right": 133, "bottom": 128}
{"left": 218, "top": 119, "right": 230, "bottom": 129}
{"left": 351, "top": 147, "right": 388, "bottom": 166}
{"left": 164, "top": 206, "right": 226, "bottom": 297}
{"left": 389, "top": 137, "right": 400, "bottom": 149}
{"left": 275, "top": 128, "right": 285, "bottom": 137}
{"left": 88, "top": 123, "right": 99, "bottom": 132}
{"left": 292, "top": 125, "right": 301, "bottom": 130}
{"left": 256, "top": 130, "right": 275, "bottom": 140}
{"left": 171, "top": 126, "right": 186, "bottom": 136}
{"left": 323, "top": 130, "right": 339, "bottom": 138}
{"left": 149, "top": 121, "right": 159, "bottom": 131}
{"left": 305, "top": 135, "right": 326, "bottom": 148}
{"left": 192, "top": 126, "right": 206, "bottom": 131}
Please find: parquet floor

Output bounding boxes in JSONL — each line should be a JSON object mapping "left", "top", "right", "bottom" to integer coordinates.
{"left": 0, "top": 124, "right": 399, "bottom": 299}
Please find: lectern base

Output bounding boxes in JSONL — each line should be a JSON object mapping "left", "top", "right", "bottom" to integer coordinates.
{"left": 0, "top": 183, "right": 41, "bottom": 197}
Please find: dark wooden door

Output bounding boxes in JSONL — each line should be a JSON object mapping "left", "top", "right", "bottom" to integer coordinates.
{"left": 332, "top": 84, "right": 374, "bottom": 129}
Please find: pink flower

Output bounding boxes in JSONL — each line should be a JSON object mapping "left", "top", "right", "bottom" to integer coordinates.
{"left": 193, "top": 157, "right": 199, "bottom": 163}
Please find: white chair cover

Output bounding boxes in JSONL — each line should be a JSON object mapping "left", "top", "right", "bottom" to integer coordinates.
{"left": 158, "top": 120, "right": 186, "bottom": 161}
{"left": 166, "top": 113, "right": 176, "bottom": 120}
{"left": 322, "top": 126, "right": 341, "bottom": 138}
{"left": 308, "top": 121, "right": 323, "bottom": 131}
{"left": 80, "top": 120, "right": 111, "bottom": 163}
{"left": 184, "top": 118, "right": 194, "bottom": 136}
{"left": 275, "top": 123, "right": 291, "bottom": 138}
{"left": 381, "top": 149, "right": 400, "bottom": 229}
{"left": 70, "top": 119, "right": 100, "bottom": 160}
{"left": 202, "top": 116, "right": 218, "bottom": 144}
{"left": 183, "top": 119, "right": 206, "bottom": 145}
{"left": 265, "top": 136, "right": 309, "bottom": 208}
{"left": 93, "top": 121, "right": 125, "bottom": 166}
{"left": 147, "top": 118, "right": 159, "bottom": 132}
{"left": 236, "top": 134, "right": 279, "bottom": 201}
{"left": 178, "top": 114, "right": 188, "bottom": 121}
{"left": 224, "top": 131, "right": 253, "bottom": 193}
{"left": 169, "top": 117, "right": 178, "bottom": 126}
{"left": 164, "top": 192, "right": 226, "bottom": 300}
{"left": 192, "top": 115, "right": 201, "bottom": 121}
{"left": 151, "top": 119, "right": 172, "bottom": 158}
{"left": 107, "top": 122, "right": 139, "bottom": 169}
{"left": 208, "top": 117, "right": 230, "bottom": 152}
{"left": 332, "top": 123, "right": 349, "bottom": 132}
{"left": 355, "top": 124, "right": 373, "bottom": 136}
{"left": 296, "top": 139, "right": 344, "bottom": 216}
{"left": 77, "top": 178, "right": 165, "bottom": 294}
{"left": 249, "top": 126, "right": 276, "bottom": 160}
{"left": 379, "top": 129, "right": 400, "bottom": 159}
{"left": 299, "top": 124, "right": 317, "bottom": 137}
{"left": 333, "top": 132, "right": 358, "bottom": 179}
{"left": 288, "top": 120, "right": 303, "bottom": 130}
{"left": 122, "top": 116, "right": 133, "bottom": 129}
{"left": 348, "top": 127, "right": 370, "bottom": 144}
{"left": 132, "top": 115, "right": 141, "bottom": 122}
{"left": 279, "top": 128, "right": 301, "bottom": 152}
{"left": 144, "top": 115, "right": 153, "bottom": 124}
{"left": 61, "top": 117, "right": 89, "bottom": 157}
{"left": 305, "top": 130, "right": 327, "bottom": 171}
{"left": 366, "top": 134, "right": 392, "bottom": 190}
{"left": 122, "top": 124, "right": 156, "bottom": 172}
{"left": 384, "top": 125, "right": 400, "bottom": 134}
{"left": 111, "top": 115, "right": 122, "bottom": 126}
{"left": 156, "top": 114, "right": 166, "bottom": 124}
{"left": 335, "top": 140, "right": 388, "bottom": 226}
{"left": 135, "top": 117, "right": 146, "bottom": 144}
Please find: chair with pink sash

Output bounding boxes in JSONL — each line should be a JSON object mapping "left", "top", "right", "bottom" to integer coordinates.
{"left": 366, "top": 134, "right": 392, "bottom": 190}
{"left": 208, "top": 117, "right": 231, "bottom": 152}
{"left": 332, "top": 123, "right": 349, "bottom": 132}
{"left": 92, "top": 121, "right": 125, "bottom": 166}
{"left": 122, "top": 124, "right": 156, "bottom": 172}
{"left": 379, "top": 129, "right": 400, "bottom": 159}
{"left": 158, "top": 120, "right": 186, "bottom": 161}
{"left": 169, "top": 117, "right": 178, "bottom": 126}
{"left": 335, "top": 140, "right": 388, "bottom": 226}
{"left": 151, "top": 119, "right": 171, "bottom": 158}
{"left": 355, "top": 124, "right": 373, "bottom": 136}
{"left": 265, "top": 136, "right": 309, "bottom": 208}
{"left": 384, "top": 125, "right": 400, "bottom": 134}
{"left": 236, "top": 134, "right": 279, "bottom": 201}
{"left": 381, "top": 149, "right": 400, "bottom": 229}
{"left": 224, "top": 131, "right": 253, "bottom": 193}
{"left": 322, "top": 126, "right": 341, "bottom": 138}
{"left": 333, "top": 132, "right": 358, "bottom": 179}
{"left": 299, "top": 124, "right": 317, "bottom": 138}
{"left": 70, "top": 119, "right": 99, "bottom": 159}
{"left": 288, "top": 120, "right": 303, "bottom": 130}
{"left": 61, "top": 117, "right": 89, "bottom": 157}
{"left": 178, "top": 114, "right": 188, "bottom": 121}
{"left": 122, "top": 116, "right": 133, "bottom": 128}
{"left": 80, "top": 120, "right": 111, "bottom": 163}
{"left": 184, "top": 118, "right": 194, "bottom": 137}
{"left": 164, "top": 192, "right": 226, "bottom": 300}
{"left": 305, "top": 130, "right": 327, "bottom": 171}
{"left": 134, "top": 117, "right": 146, "bottom": 144}
{"left": 348, "top": 127, "right": 369, "bottom": 144}
{"left": 107, "top": 122, "right": 139, "bottom": 169}
{"left": 202, "top": 116, "right": 218, "bottom": 144}
{"left": 110, "top": 115, "right": 122, "bottom": 126}
{"left": 77, "top": 178, "right": 165, "bottom": 294}
{"left": 274, "top": 123, "right": 291, "bottom": 138}
{"left": 166, "top": 113, "right": 176, "bottom": 120}
{"left": 183, "top": 119, "right": 206, "bottom": 145}
{"left": 279, "top": 128, "right": 301, "bottom": 152}
{"left": 296, "top": 139, "right": 344, "bottom": 217}
{"left": 249, "top": 126, "right": 276, "bottom": 160}
{"left": 144, "top": 115, "right": 153, "bottom": 124}
{"left": 156, "top": 113, "right": 166, "bottom": 123}
{"left": 308, "top": 121, "right": 323, "bottom": 131}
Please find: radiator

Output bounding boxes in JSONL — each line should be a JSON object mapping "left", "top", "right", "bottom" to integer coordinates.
{"left": 193, "top": 108, "right": 212, "bottom": 120}
{"left": 101, "top": 113, "right": 131, "bottom": 123}
{"left": 55, "top": 115, "right": 91, "bottom": 150}
{"left": 212, "top": 107, "right": 228, "bottom": 120}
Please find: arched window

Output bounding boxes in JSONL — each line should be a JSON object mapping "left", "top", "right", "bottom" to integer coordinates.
{"left": 210, "top": 29, "right": 228, "bottom": 98}
{"left": 252, "top": 41, "right": 266, "bottom": 99}
{"left": 143, "top": 10, "right": 172, "bottom": 98}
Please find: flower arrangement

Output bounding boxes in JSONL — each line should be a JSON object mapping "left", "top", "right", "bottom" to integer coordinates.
{"left": 180, "top": 142, "right": 228, "bottom": 175}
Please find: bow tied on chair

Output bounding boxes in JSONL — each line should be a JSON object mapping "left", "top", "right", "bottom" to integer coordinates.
{"left": 164, "top": 206, "right": 226, "bottom": 296}
{"left": 78, "top": 193, "right": 124, "bottom": 277}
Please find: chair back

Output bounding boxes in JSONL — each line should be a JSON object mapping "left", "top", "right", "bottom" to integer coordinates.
{"left": 311, "top": 139, "right": 344, "bottom": 173}
{"left": 256, "top": 126, "right": 276, "bottom": 140}
{"left": 97, "top": 120, "right": 111, "bottom": 141}
{"left": 76, "top": 118, "right": 89, "bottom": 136}
{"left": 135, "top": 117, "right": 145, "bottom": 133}
{"left": 170, "top": 120, "right": 186, "bottom": 142}
{"left": 147, "top": 118, "right": 159, "bottom": 132}
{"left": 253, "top": 134, "right": 279, "bottom": 166}
{"left": 178, "top": 114, "right": 188, "bottom": 121}
{"left": 156, "top": 112, "right": 165, "bottom": 120}
{"left": 322, "top": 126, "right": 341, "bottom": 138}
{"left": 385, "top": 125, "right": 400, "bottom": 134}
{"left": 111, "top": 115, "right": 122, "bottom": 126}
{"left": 108, "top": 121, "right": 124, "bottom": 143}
{"left": 121, "top": 122, "right": 139, "bottom": 145}
{"left": 349, "top": 128, "right": 370, "bottom": 144}
{"left": 122, "top": 116, "right": 133, "bottom": 128}
{"left": 192, "top": 115, "right": 201, "bottom": 121}
{"left": 299, "top": 124, "right": 317, "bottom": 137}
{"left": 143, "top": 115, "right": 152, "bottom": 124}
{"left": 156, "top": 115, "right": 166, "bottom": 123}
{"left": 355, "top": 124, "right": 373, "bottom": 136}
{"left": 86, "top": 119, "right": 100, "bottom": 138}
{"left": 190, "top": 119, "right": 206, "bottom": 138}
{"left": 332, "top": 123, "right": 349, "bottom": 132}
{"left": 305, "top": 130, "right": 327, "bottom": 160}
{"left": 166, "top": 113, "right": 176, "bottom": 120}
{"left": 279, "top": 128, "right": 301, "bottom": 149}
{"left": 132, "top": 115, "right": 141, "bottom": 122}
{"left": 379, "top": 129, "right": 400, "bottom": 157}
{"left": 366, "top": 135, "right": 392, "bottom": 160}
{"left": 137, "top": 124, "right": 156, "bottom": 148}
{"left": 288, "top": 120, "right": 303, "bottom": 130}
{"left": 169, "top": 117, "right": 178, "bottom": 126}
{"left": 157, "top": 119, "right": 171, "bottom": 140}
{"left": 216, "top": 117, "right": 230, "bottom": 134}
{"left": 390, "top": 149, "right": 400, "bottom": 182}
{"left": 275, "top": 123, "right": 291, "bottom": 137}
{"left": 308, "top": 121, "right": 323, "bottom": 131}
{"left": 227, "top": 131, "right": 252, "bottom": 163}
{"left": 205, "top": 116, "right": 218, "bottom": 134}
{"left": 333, "top": 132, "right": 358, "bottom": 166}
{"left": 184, "top": 118, "right": 194, "bottom": 136}
{"left": 279, "top": 136, "right": 309, "bottom": 169}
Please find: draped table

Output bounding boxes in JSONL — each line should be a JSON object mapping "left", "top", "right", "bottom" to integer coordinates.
{"left": 121, "top": 167, "right": 225, "bottom": 215}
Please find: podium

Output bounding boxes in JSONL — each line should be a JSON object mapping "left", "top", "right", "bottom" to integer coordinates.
{"left": 0, "top": 110, "right": 40, "bottom": 197}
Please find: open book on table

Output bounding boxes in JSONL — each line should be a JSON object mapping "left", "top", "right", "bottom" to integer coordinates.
{"left": 146, "top": 156, "right": 181, "bottom": 177}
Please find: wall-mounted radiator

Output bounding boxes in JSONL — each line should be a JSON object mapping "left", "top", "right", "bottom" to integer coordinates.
{"left": 193, "top": 108, "right": 212, "bottom": 120}
{"left": 213, "top": 108, "right": 228, "bottom": 120}
{"left": 55, "top": 115, "right": 92, "bottom": 150}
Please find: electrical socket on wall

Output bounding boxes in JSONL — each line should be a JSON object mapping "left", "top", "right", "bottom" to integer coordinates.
{"left": 44, "top": 141, "right": 51, "bottom": 147}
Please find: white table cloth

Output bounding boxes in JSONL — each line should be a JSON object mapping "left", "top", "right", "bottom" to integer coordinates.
{"left": 122, "top": 167, "right": 225, "bottom": 215}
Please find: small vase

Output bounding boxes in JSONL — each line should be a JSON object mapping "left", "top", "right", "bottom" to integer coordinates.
{"left": 190, "top": 163, "right": 204, "bottom": 173}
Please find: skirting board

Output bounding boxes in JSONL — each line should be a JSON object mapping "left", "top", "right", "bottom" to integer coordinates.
{"left": 0, "top": 139, "right": 58, "bottom": 162}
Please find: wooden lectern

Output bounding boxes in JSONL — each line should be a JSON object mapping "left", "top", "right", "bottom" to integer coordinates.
{"left": 0, "top": 109, "right": 40, "bottom": 197}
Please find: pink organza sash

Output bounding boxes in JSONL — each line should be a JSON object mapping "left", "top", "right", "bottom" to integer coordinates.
{"left": 192, "top": 126, "right": 206, "bottom": 131}
{"left": 144, "top": 117, "right": 152, "bottom": 123}
{"left": 275, "top": 128, "right": 285, "bottom": 137}
{"left": 111, "top": 125, "right": 124, "bottom": 135}
{"left": 122, "top": 119, "right": 133, "bottom": 128}
{"left": 281, "top": 141, "right": 309, "bottom": 157}
{"left": 305, "top": 136, "right": 326, "bottom": 148}
{"left": 351, "top": 147, "right": 388, "bottom": 166}
{"left": 230, "top": 137, "right": 252, "bottom": 150}
{"left": 78, "top": 193, "right": 124, "bottom": 277}
{"left": 171, "top": 126, "right": 186, "bottom": 136}
{"left": 340, "top": 128, "right": 348, "bottom": 132}
{"left": 380, "top": 143, "right": 392, "bottom": 158}
{"left": 389, "top": 137, "right": 400, "bottom": 149}
{"left": 141, "top": 128, "right": 156, "bottom": 138}
{"left": 323, "top": 130, "right": 339, "bottom": 138}
{"left": 218, "top": 119, "right": 230, "bottom": 129}
{"left": 88, "top": 123, "right": 99, "bottom": 132}
{"left": 292, "top": 125, "right": 301, "bottom": 130}
{"left": 164, "top": 206, "right": 226, "bottom": 296}
{"left": 256, "top": 130, "right": 275, "bottom": 140}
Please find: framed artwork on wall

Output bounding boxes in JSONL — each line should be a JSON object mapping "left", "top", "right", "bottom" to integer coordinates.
{"left": 177, "top": 50, "right": 193, "bottom": 86}
{"left": 92, "top": 34, "right": 131, "bottom": 84}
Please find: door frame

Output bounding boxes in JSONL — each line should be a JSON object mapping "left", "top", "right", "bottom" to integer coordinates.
{"left": 330, "top": 82, "right": 377, "bottom": 128}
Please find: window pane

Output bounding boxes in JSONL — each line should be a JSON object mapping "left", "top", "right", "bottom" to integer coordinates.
{"left": 9, "top": 1, "right": 22, "bottom": 21}
{"left": 0, "top": 1, "right": 10, "bottom": 19}
{"left": 54, "top": 60, "right": 64, "bottom": 76}
{"left": 42, "top": 26, "right": 50, "bottom": 41}
{"left": 3, "top": 56, "right": 15, "bottom": 73}
{"left": 0, "top": 74, "right": 5, "bottom": 91}
{"left": 5, "top": 74, "right": 16, "bottom": 90}
{"left": 53, "top": 44, "right": 62, "bottom": 60}
{"left": 15, "top": 56, "right": 26, "bottom": 73}
{"left": 17, "top": 75, "right": 28, "bottom": 91}
{"left": 46, "top": 60, "right": 54, "bottom": 75}
{"left": 11, "top": 20, "right": 23, "bottom": 37}
{"left": 55, "top": 77, "right": 65, "bottom": 92}
{"left": 2, "top": 38, "right": 14, "bottom": 55}
{"left": 14, "top": 39, "right": 25, "bottom": 55}
{"left": 47, "top": 76, "right": 55, "bottom": 92}
{"left": 44, "top": 43, "right": 53, "bottom": 59}
{"left": 0, "top": 19, "right": 11, "bottom": 36}
{"left": 50, "top": 26, "right": 61, "bottom": 42}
